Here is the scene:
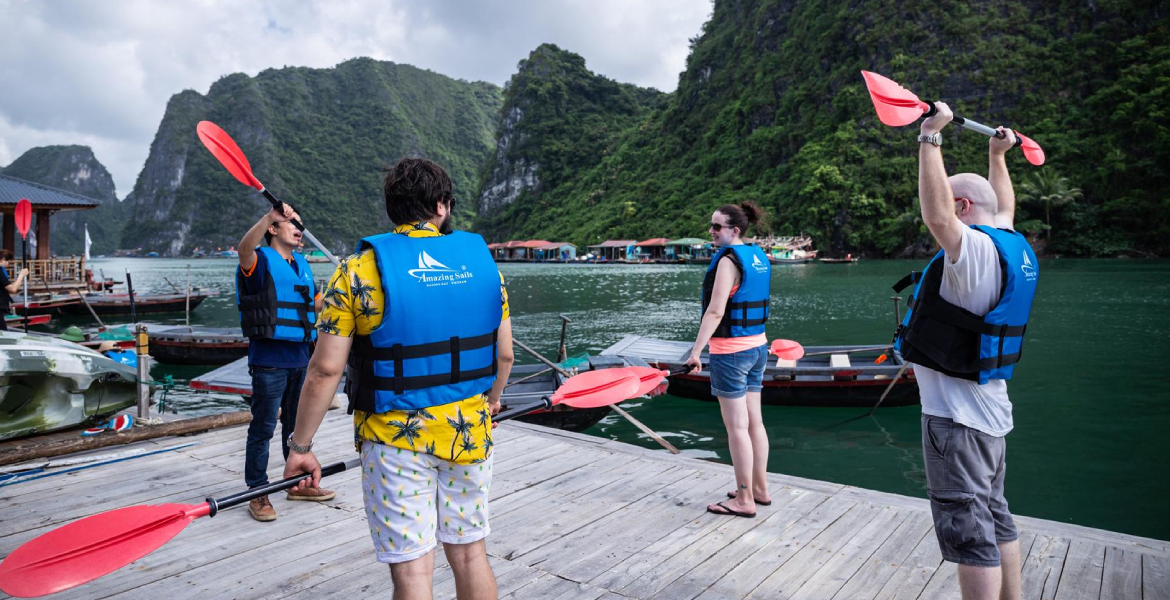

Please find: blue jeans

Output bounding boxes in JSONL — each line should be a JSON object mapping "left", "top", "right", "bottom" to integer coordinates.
{"left": 708, "top": 344, "right": 768, "bottom": 399}
{"left": 245, "top": 365, "right": 306, "bottom": 489}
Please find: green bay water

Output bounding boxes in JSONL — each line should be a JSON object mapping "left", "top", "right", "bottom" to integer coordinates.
{"left": 72, "top": 257, "right": 1170, "bottom": 540}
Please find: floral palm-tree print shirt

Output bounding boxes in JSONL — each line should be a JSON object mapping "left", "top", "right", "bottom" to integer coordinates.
{"left": 317, "top": 221, "right": 509, "bottom": 464}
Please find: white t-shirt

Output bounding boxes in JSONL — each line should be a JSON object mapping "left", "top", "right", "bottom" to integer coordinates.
{"left": 915, "top": 226, "right": 1013, "bottom": 437}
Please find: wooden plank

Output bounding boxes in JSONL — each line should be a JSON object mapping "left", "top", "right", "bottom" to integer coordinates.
{"left": 1099, "top": 546, "right": 1142, "bottom": 600}
{"left": 871, "top": 527, "right": 945, "bottom": 600}
{"left": 1055, "top": 539, "right": 1105, "bottom": 600}
{"left": 917, "top": 559, "right": 960, "bottom": 600}
{"left": 678, "top": 495, "right": 856, "bottom": 600}
{"left": 630, "top": 490, "right": 830, "bottom": 600}
{"left": 500, "top": 572, "right": 607, "bottom": 600}
{"left": 784, "top": 507, "right": 907, "bottom": 600}
{"left": 1146, "top": 553, "right": 1170, "bottom": 600}
{"left": 1022, "top": 534, "right": 1070, "bottom": 600}
{"left": 526, "top": 469, "right": 731, "bottom": 583}
{"left": 829, "top": 511, "right": 934, "bottom": 600}
{"left": 595, "top": 485, "right": 808, "bottom": 592}
{"left": 696, "top": 501, "right": 880, "bottom": 599}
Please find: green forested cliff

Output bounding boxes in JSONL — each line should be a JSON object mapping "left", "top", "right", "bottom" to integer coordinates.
{"left": 475, "top": 0, "right": 1169, "bottom": 257}
{"left": 1, "top": 145, "right": 129, "bottom": 255}
{"left": 120, "top": 58, "right": 502, "bottom": 256}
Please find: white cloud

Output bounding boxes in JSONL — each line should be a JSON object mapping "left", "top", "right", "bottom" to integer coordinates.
{"left": 0, "top": 0, "right": 711, "bottom": 196}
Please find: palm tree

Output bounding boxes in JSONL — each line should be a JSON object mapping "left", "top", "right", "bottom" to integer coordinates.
{"left": 446, "top": 408, "right": 472, "bottom": 457}
{"left": 387, "top": 415, "right": 423, "bottom": 448}
{"left": 356, "top": 298, "right": 381, "bottom": 319}
{"left": 350, "top": 273, "right": 376, "bottom": 304}
{"left": 454, "top": 431, "right": 479, "bottom": 461}
{"left": 316, "top": 315, "right": 341, "bottom": 335}
{"left": 406, "top": 407, "right": 437, "bottom": 422}
{"left": 1018, "top": 170, "right": 1082, "bottom": 242}
{"left": 322, "top": 284, "right": 348, "bottom": 308}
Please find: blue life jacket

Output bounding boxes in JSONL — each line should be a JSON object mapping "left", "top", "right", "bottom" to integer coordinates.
{"left": 701, "top": 244, "right": 771, "bottom": 337}
{"left": 893, "top": 225, "right": 1038, "bottom": 384}
{"left": 236, "top": 247, "right": 317, "bottom": 343}
{"left": 345, "top": 231, "right": 502, "bottom": 413}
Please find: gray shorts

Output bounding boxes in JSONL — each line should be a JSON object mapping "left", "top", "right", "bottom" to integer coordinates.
{"left": 922, "top": 414, "right": 1018, "bottom": 567}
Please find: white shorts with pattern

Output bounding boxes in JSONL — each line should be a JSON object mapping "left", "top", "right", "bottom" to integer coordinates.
{"left": 360, "top": 441, "right": 492, "bottom": 564}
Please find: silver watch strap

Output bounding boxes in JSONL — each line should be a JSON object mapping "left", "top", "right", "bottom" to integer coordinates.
{"left": 288, "top": 433, "right": 313, "bottom": 454}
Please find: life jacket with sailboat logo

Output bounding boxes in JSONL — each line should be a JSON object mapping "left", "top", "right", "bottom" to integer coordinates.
{"left": 346, "top": 231, "right": 501, "bottom": 414}
{"left": 236, "top": 246, "right": 317, "bottom": 343}
{"left": 701, "top": 244, "right": 771, "bottom": 338}
{"left": 892, "top": 225, "right": 1038, "bottom": 384}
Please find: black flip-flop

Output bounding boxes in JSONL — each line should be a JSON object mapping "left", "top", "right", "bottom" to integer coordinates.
{"left": 707, "top": 501, "right": 756, "bottom": 518}
{"left": 727, "top": 491, "right": 772, "bottom": 506}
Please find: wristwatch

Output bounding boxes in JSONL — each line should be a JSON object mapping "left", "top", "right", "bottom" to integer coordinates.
{"left": 918, "top": 132, "right": 943, "bottom": 147}
{"left": 287, "top": 433, "right": 313, "bottom": 454}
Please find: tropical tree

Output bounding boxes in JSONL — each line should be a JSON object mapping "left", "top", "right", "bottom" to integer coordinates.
{"left": 1017, "top": 170, "right": 1083, "bottom": 242}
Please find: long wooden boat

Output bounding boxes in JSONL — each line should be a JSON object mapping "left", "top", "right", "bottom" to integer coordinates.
{"left": 63, "top": 292, "right": 209, "bottom": 316}
{"left": 190, "top": 358, "right": 620, "bottom": 433}
{"left": 601, "top": 335, "right": 919, "bottom": 408}
{"left": 4, "top": 314, "right": 52, "bottom": 328}
{"left": 9, "top": 295, "right": 81, "bottom": 316}
{"left": 819, "top": 257, "right": 859, "bottom": 264}
{"left": 150, "top": 326, "right": 249, "bottom": 365}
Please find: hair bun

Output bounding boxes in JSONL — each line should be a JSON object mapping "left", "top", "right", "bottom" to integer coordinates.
{"left": 740, "top": 201, "right": 762, "bottom": 224}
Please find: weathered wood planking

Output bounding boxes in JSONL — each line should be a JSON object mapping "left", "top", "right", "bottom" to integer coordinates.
{"left": 1, "top": 406, "right": 1167, "bottom": 600}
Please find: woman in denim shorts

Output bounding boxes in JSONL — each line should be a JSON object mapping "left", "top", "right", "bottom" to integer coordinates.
{"left": 686, "top": 201, "right": 772, "bottom": 518}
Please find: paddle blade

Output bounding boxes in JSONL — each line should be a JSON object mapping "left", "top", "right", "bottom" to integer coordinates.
{"left": 14, "top": 198, "right": 31, "bottom": 238}
{"left": 769, "top": 338, "right": 805, "bottom": 361}
{"left": 0, "top": 503, "right": 208, "bottom": 597}
{"left": 196, "top": 121, "right": 263, "bottom": 190}
{"left": 552, "top": 369, "right": 641, "bottom": 409}
{"left": 1015, "top": 132, "right": 1045, "bottom": 166}
{"left": 621, "top": 366, "right": 672, "bottom": 397}
{"left": 861, "top": 71, "right": 930, "bottom": 127}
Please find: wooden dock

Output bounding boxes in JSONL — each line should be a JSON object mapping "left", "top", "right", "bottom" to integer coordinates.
{"left": 1, "top": 407, "right": 1166, "bottom": 599}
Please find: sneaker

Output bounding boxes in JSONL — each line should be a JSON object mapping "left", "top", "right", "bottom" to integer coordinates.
{"left": 249, "top": 496, "right": 277, "bottom": 522}
{"left": 286, "top": 486, "right": 336, "bottom": 502}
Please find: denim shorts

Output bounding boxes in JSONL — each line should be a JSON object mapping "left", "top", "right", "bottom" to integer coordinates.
{"left": 708, "top": 344, "right": 768, "bottom": 399}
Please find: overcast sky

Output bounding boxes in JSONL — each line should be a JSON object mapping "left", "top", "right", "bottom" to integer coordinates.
{"left": 0, "top": 0, "right": 712, "bottom": 196}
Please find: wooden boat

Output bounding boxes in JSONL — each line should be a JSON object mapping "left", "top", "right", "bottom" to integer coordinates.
{"left": 190, "top": 357, "right": 623, "bottom": 433}
{"left": 150, "top": 326, "right": 248, "bottom": 365}
{"left": 602, "top": 335, "right": 919, "bottom": 408}
{"left": 0, "top": 330, "right": 144, "bottom": 441}
{"left": 9, "top": 295, "right": 81, "bottom": 316}
{"left": 819, "top": 257, "right": 859, "bottom": 264}
{"left": 4, "top": 314, "right": 52, "bottom": 328}
{"left": 63, "top": 292, "right": 209, "bottom": 316}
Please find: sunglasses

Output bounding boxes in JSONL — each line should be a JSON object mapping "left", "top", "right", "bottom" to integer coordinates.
{"left": 447, "top": 196, "right": 459, "bottom": 210}
{"left": 710, "top": 222, "right": 733, "bottom": 232}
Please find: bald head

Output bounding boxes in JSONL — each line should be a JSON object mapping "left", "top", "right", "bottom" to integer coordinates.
{"left": 949, "top": 173, "right": 998, "bottom": 224}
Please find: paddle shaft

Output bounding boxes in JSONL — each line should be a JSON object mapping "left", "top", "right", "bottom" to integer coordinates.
{"left": 73, "top": 290, "right": 105, "bottom": 330}
{"left": 259, "top": 188, "right": 339, "bottom": 266}
{"left": 21, "top": 238, "right": 28, "bottom": 333}
{"left": 868, "top": 360, "right": 910, "bottom": 416}
{"left": 923, "top": 103, "right": 1023, "bottom": 146}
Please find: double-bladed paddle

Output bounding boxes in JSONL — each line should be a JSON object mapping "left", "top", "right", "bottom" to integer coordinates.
{"left": 14, "top": 198, "right": 31, "bottom": 332}
{"left": 195, "top": 121, "right": 339, "bottom": 266}
{"left": 861, "top": 71, "right": 1046, "bottom": 166}
{"left": 0, "top": 367, "right": 650, "bottom": 598}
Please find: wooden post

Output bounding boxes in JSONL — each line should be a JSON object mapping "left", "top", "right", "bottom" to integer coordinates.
{"left": 135, "top": 324, "right": 150, "bottom": 419}
{"left": 186, "top": 264, "right": 192, "bottom": 331}
{"left": 2, "top": 212, "right": 13, "bottom": 254}
{"left": 35, "top": 209, "right": 50, "bottom": 260}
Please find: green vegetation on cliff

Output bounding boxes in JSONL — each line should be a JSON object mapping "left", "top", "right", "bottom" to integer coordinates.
{"left": 122, "top": 58, "right": 502, "bottom": 255}
{"left": 2, "top": 145, "right": 128, "bottom": 255}
{"left": 476, "top": 0, "right": 1169, "bottom": 257}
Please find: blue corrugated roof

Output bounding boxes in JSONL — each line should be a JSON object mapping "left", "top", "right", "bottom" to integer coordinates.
{"left": 0, "top": 173, "right": 101, "bottom": 208}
